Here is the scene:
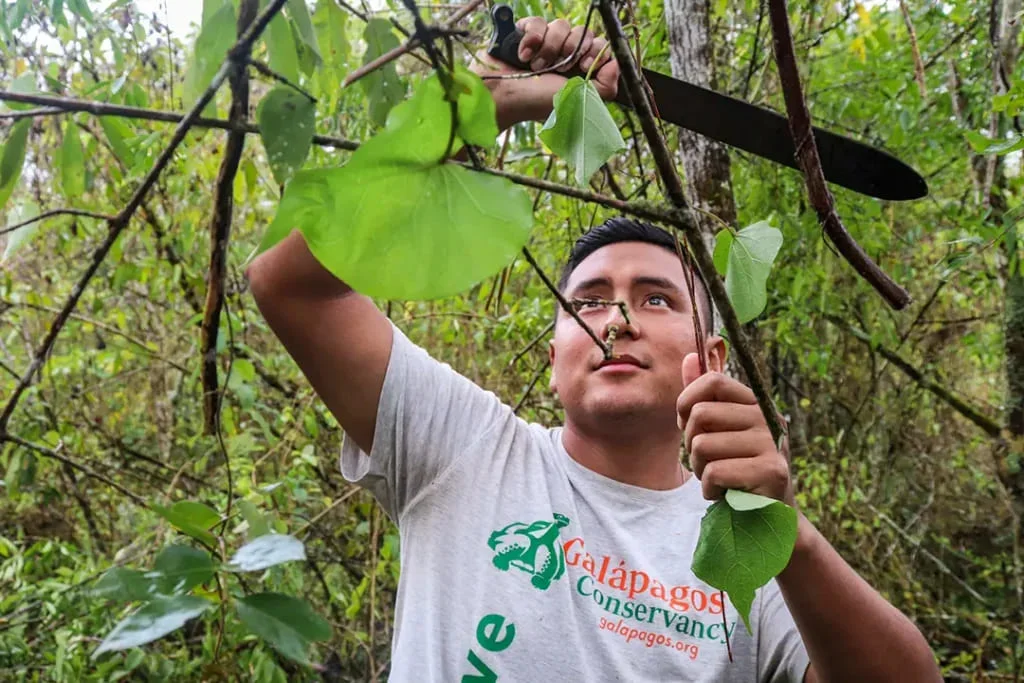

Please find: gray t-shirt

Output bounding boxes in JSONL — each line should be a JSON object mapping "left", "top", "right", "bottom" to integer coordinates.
{"left": 342, "top": 325, "right": 810, "bottom": 682}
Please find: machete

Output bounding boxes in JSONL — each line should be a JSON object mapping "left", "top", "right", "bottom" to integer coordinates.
{"left": 487, "top": 4, "right": 928, "bottom": 201}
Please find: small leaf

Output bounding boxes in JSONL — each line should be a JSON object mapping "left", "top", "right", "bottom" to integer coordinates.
{"left": 92, "top": 567, "right": 158, "bottom": 602}
{"left": 257, "top": 86, "right": 316, "bottom": 185}
{"left": 266, "top": 14, "right": 300, "bottom": 85}
{"left": 691, "top": 497, "right": 798, "bottom": 633}
{"left": 1, "top": 200, "right": 38, "bottom": 262}
{"left": 313, "top": 0, "right": 348, "bottom": 80}
{"left": 712, "top": 229, "right": 732, "bottom": 276}
{"left": 93, "top": 595, "right": 213, "bottom": 656}
{"left": 60, "top": 121, "right": 85, "bottom": 198}
{"left": 5, "top": 72, "right": 40, "bottom": 111}
{"left": 540, "top": 77, "right": 625, "bottom": 185}
{"left": 360, "top": 18, "right": 404, "bottom": 126}
{"left": 723, "top": 220, "right": 783, "bottom": 323}
{"left": 965, "top": 130, "right": 1024, "bottom": 155}
{"left": 449, "top": 66, "right": 498, "bottom": 148}
{"left": 150, "top": 545, "right": 215, "bottom": 595}
{"left": 183, "top": 1, "right": 236, "bottom": 110}
{"left": 287, "top": 0, "right": 320, "bottom": 67}
{"left": 228, "top": 534, "right": 305, "bottom": 571}
{"left": 0, "top": 120, "right": 30, "bottom": 213}
{"left": 235, "top": 593, "right": 330, "bottom": 664}
{"left": 238, "top": 499, "right": 271, "bottom": 538}
{"left": 65, "top": 0, "right": 93, "bottom": 21}
{"left": 153, "top": 501, "right": 221, "bottom": 547}
{"left": 99, "top": 116, "right": 133, "bottom": 165}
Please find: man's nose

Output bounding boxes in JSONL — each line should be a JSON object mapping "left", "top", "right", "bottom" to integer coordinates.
{"left": 602, "top": 302, "right": 637, "bottom": 340}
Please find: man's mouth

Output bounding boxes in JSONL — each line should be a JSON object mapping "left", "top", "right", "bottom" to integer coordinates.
{"left": 596, "top": 354, "right": 646, "bottom": 370}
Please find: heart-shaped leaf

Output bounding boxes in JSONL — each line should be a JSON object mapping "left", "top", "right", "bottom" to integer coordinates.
{"left": 257, "top": 86, "right": 316, "bottom": 185}
{"left": 150, "top": 545, "right": 215, "bottom": 595}
{"left": 93, "top": 595, "right": 213, "bottom": 656}
{"left": 540, "top": 77, "right": 625, "bottom": 185}
{"left": 228, "top": 534, "right": 305, "bottom": 571}
{"left": 235, "top": 592, "right": 331, "bottom": 664}
{"left": 720, "top": 221, "right": 783, "bottom": 323}
{"left": 691, "top": 494, "right": 798, "bottom": 633}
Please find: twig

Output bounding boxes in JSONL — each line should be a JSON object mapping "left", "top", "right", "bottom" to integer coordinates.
{"left": 0, "top": 0, "right": 291, "bottom": 435}
{"left": 597, "top": 0, "right": 786, "bottom": 446}
{"left": 742, "top": 0, "right": 767, "bottom": 100}
{"left": 248, "top": 58, "right": 317, "bottom": 102}
{"left": 508, "top": 320, "right": 554, "bottom": 368}
{"left": 520, "top": 247, "right": 610, "bottom": 358}
{"left": 343, "top": 0, "right": 486, "bottom": 87}
{"left": 514, "top": 359, "right": 550, "bottom": 414}
{"left": 898, "top": 0, "right": 928, "bottom": 98}
{"left": 0, "top": 434, "right": 148, "bottom": 506}
{"left": 767, "top": 0, "right": 910, "bottom": 311}
{"left": 0, "top": 209, "right": 115, "bottom": 237}
{"left": 0, "top": 106, "right": 62, "bottom": 120}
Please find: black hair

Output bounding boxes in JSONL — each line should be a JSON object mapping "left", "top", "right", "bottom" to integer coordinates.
{"left": 556, "top": 217, "right": 714, "bottom": 333}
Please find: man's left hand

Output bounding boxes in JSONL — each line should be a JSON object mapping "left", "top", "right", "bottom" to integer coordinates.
{"left": 676, "top": 352, "right": 794, "bottom": 506}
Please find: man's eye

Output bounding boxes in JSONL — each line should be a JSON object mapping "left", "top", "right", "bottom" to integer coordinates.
{"left": 571, "top": 298, "right": 605, "bottom": 311}
{"left": 647, "top": 294, "right": 670, "bottom": 307}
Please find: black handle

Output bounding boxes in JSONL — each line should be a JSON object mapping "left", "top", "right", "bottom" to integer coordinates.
{"left": 487, "top": 4, "right": 530, "bottom": 70}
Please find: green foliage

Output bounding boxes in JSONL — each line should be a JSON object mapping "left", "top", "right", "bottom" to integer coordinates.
{"left": 152, "top": 501, "right": 221, "bottom": 547}
{"left": 540, "top": 77, "right": 625, "bottom": 185}
{"left": 183, "top": 0, "right": 236, "bottom": 111}
{"left": 266, "top": 13, "right": 300, "bottom": 84}
{"left": 94, "top": 595, "right": 214, "bottom": 656}
{"left": 59, "top": 120, "right": 86, "bottom": 198}
{"left": 691, "top": 491, "right": 798, "bottom": 632}
{"left": 0, "top": 118, "right": 29, "bottom": 210}
{"left": 713, "top": 221, "right": 783, "bottom": 323}
{"left": 360, "top": 17, "right": 404, "bottom": 127}
{"left": 227, "top": 533, "right": 306, "bottom": 571}
{"left": 236, "top": 592, "right": 332, "bottom": 664}
{"left": 257, "top": 86, "right": 316, "bottom": 185}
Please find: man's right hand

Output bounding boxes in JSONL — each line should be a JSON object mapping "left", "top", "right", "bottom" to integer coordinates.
{"left": 472, "top": 17, "right": 620, "bottom": 131}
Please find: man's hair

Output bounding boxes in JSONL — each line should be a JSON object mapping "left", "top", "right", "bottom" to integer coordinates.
{"left": 556, "top": 217, "right": 714, "bottom": 332}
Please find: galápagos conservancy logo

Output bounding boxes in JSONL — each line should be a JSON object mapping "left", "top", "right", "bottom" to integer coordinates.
{"left": 487, "top": 513, "right": 570, "bottom": 590}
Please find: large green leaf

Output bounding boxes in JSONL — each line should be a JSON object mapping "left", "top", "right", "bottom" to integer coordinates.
{"left": 691, "top": 490, "right": 798, "bottom": 633}
{"left": 92, "top": 568, "right": 159, "bottom": 602}
{"left": 150, "top": 545, "right": 215, "bottom": 595}
{"left": 60, "top": 121, "right": 85, "bottom": 198}
{"left": 182, "top": 1, "right": 236, "bottom": 110}
{"left": 720, "top": 221, "right": 783, "bottom": 323}
{"left": 287, "top": 0, "right": 320, "bottom": 70}
{"left": 227, "top": 534, "right": 305, "bottom": 571}
{"left": 449, "top": 66, "right": 498, "bottom": 147}
{"left": 360, "top": 18, "right": 404, "bottom": 127}
{"left": 540, "top": 77, "right": 625, "bottom": 185}
{"left": 257, "top": 86, "right": 315, "bottom": 185}
{"left": 266, "top": 14, "right": 300, "bottom": 85}
{"left": 259, "top": 74, "right": 533, "bottom": 300}
{"left": 152, "top": 501, "right": 221, "bottom": 547}
{"left": 235, "top": 593, "right": 330, "bottom": 664}
{"left": 313, "top": 0, "right": 347, "bottom": 81}
{"left": 93, "top": 595, "right": 213, "bottom": 656}
{"left": 0, "top": 119, "right": 30, "bottom": 211}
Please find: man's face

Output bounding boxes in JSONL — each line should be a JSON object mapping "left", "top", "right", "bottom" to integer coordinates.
{"left": 549, "top": 242, "right": 723, "bottom": 431}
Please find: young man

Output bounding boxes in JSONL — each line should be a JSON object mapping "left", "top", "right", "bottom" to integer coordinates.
{"left": 246, "top": 16, "right": 940, "bottom": 682}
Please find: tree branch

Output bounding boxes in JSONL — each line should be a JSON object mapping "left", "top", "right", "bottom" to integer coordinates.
{"left": 597, "top": 0, "right": 786, "bottom": 444}
{"left": 248, "top": 58, "right": 317, "bottom": 102}
{"left": 898, "top": 0, "right": 928, "bottom": 98}
{"left": 0, "top": 0, "right": 290, "bottom": 435}
{"left": 0, "top": 208, "right": 115, "bottom": 237}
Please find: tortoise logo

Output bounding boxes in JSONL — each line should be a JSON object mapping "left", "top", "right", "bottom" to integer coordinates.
{"left": 487, "top": 513, "right": 571, "bottom": 590}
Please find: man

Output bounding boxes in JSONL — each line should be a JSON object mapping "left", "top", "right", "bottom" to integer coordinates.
{"left": 246, "top": 16, "right": 940, "bottom": 682}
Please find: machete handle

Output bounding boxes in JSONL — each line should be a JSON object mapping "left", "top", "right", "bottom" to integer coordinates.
{"left": 487, "top": 4, "right": 531, "bottom": 70}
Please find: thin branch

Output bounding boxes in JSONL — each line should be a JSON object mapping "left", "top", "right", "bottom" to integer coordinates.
{"left": 0, "top": 0, "right": 291, "bottom": 435}
{"left": 0, "top": 209, "right": 115, "bottom": 237}
{"left": 0, "top": 434, "right": 148, "bottom": 507}
{"left": 514, "top": 359, "right": 550, "bottom": 414}
{"left": 767, "top": 0, "right": 910, "bottom": 311}
{"left": 898, "top": 0, "right": 928, "bottom": 98}
{"left": 248, "top": 58, "right": 317, "bottom": 102}
{"left": 0, "top": 106, "right": 62, "bottom": 120}
{"left": 597, "top": 0, "right": 786, "bottom": 444}
{"left": 508, "top": 320, "right": 554, "bottom": 368}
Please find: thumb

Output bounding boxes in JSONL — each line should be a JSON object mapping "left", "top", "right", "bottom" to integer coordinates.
{"left": 682, "top": 352, "right": 703, "bottom": 389}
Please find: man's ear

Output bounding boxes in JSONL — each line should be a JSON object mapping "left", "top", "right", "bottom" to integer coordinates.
{"left": 548, "top": 340, "right": 557, "bottom": 394}
{"left": 707, "top": 335, "right": 727, "bottom": 373}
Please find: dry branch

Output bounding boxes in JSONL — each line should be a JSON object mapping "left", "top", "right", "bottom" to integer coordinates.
{"left": 0, "top": 209, "right": 114, "bottom": 236}
{"left": 767, "top": 0, "right": 911, "bottom": 310}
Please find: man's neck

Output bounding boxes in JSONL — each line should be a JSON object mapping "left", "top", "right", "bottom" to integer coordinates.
{"left": 560, "top": 420, "right": 691, "bottom": 491}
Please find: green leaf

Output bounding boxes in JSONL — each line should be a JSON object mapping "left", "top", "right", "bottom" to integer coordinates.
{"left": 287, "top": 0, "right": 320, "bottom": 68}
{"left": 691, "top": 496, "right": 798, "bottom": 633}
{"left": 238, "top": 499, "right": 271, "bottom": 538}
{"left": 150, "top": 545, "right": 215, "bottom": 595}
{"left": 5, "top": 72, "right": 40, "bottom": 111}
{"left": 99, "top": 117, "right": 133, "bottom": 165}
{"left": 313, "top": 0, "right": 348, "bottom": 78}
{"left": 60, "top": 121, "right": 85, "bottom": 198}
{"left": 0, "top": 119, "right": 30, "bottom": 212}
{"left": 260, "top": 74, "right": 533, "bottom": 299}
{"left": 964, "top": 130, "right": 1024, "bottom": 155}
{"left": 725, "top": 489, "right": 778, "bottom": 511}
{"left": 266, "top": 14, "right": 300, "bottom": 85}
{"left": 152, "top": 501, "right": 221, "bottom": 547}
{"left": 93, "top": 595, "right": 213, "bottom": 656}
{"left": 540, "top": 77, "right": 625, "bottom": 185}
{"left": 2, "top": 201, "right": 39, "bottom": 262}
{"left": 65, "top": 0, "right": 93, "bottom": 22}
{"left": 713, "top": 229, "right": 732, "bottom": 276}
{"left": 449, "top": 66, "right": 498, "bottom": 148}
{"left": 723, "top": 220, "right": 783, "bottom": 323}
{"left": 257, "top": 86, "right": 316, "bottom": 185}
{"left": 92, "top": 567, "right": 158, "bottom": 602}
{"left": 360, "top": 18, "right": 404, "bottom": 127}
{"left": 235, "top": 593, "right": 330, "bottom": 664}
{"left": 228, "top": 533, "right": 305, "bottom": 571}
{"left": 183, "top": 1, "right": 236, "bottom": 111}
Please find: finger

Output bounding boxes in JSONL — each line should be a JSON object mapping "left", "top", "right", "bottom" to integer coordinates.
{"left": 682, "top": 352, "right": 702, "bottom": 389}
{"left": 683, "top": 402, "right": 765, "bottom": 452}
{"left": 516, "top": 16, "right": 548, "bottom": 64}
{"left": 676, "top": 373, "right": 757, "bottom": 426}
{"left": 579, "top": 36, "right": 608, "bottom": 73}
{"left": 532, "top": 18, "right": 571, "bottom": 71}
{"left": 687, "top": 428, "right": 770, "bottom": 479}
{"left": 592, "top": 57, "right": 620, "bottom": 101}
{"left": 557, "top": 26, "right": 591, "bottom": 72}
{"left": 699, "top": 454, "right": 791, "bottom": 502}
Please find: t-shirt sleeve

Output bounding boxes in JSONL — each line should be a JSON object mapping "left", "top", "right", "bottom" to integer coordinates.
{"left": 340, "top": 323, "right": 510, "bottom": 521}
{"left": 756, "top": 579, "right": 811, "bottom": 682}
